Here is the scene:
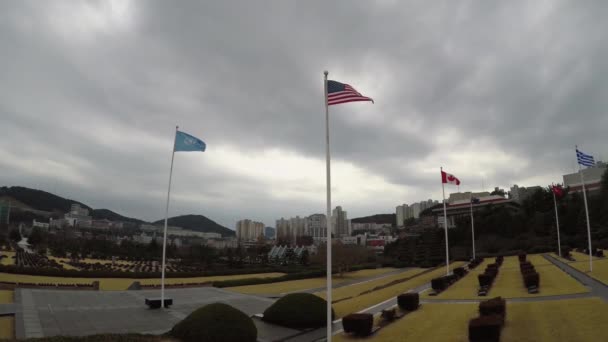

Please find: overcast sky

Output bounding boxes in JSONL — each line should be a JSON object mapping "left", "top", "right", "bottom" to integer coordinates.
{"left": 1, "top": 1, "right": 606, "bottom": 229}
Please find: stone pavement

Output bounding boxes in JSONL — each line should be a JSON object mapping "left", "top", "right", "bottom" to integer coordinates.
{"left": 544, "top": 253, "right": 608, "bottom": 301}
{"left": 13, "top": 287, "right": 304, "bottom": 340}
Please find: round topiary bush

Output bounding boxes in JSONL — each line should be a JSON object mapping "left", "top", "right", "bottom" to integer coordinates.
{"left": 170, "top": 303, "right": 257, "bottom": 342}
{"left": 262, "top": 293, "right": 334, "bottom": 329}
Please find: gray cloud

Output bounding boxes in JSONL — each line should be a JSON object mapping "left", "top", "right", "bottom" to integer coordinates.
{"left": 0, "top": 1, "right": 606, "bottom": 228}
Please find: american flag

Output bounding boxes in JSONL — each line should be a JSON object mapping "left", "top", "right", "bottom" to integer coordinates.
{"left": 326, "top": 80, "right": 374, "bottom": 106}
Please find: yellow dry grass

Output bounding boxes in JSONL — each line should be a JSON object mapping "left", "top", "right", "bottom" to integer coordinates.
{"left": 424, "top": 255, "right": 587, "bottom": 300}
{"left": 0, "top": 272, "right": 285, "bottom": 291}
{"left": 0, "top": 290, "right": 13, "bottom": 304}
{"left": 329, "top": 262, "right": 465, "bottom": 318}
{"left": 0, "top": 316, "right": 14, "bottom": 340}
{"left": 335, "top": 302, "right": 476, "bottom": 342}
{"left": 316, "top": 268, "right": 425, "bottom": 302}
{"left": 0, "top": 251, "right": 15, "bottom": 266}
{"left": 564, "top": 254, "right": 608, "bottom": 286}
{"left": 228, "top": 268, "right": 398, "bottom": 295}
{"left": 502, "top": 297, "right": 608, "bottom": 342}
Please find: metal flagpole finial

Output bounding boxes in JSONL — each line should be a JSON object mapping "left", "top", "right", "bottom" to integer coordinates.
{"left": 324, "top": 70, "right": 328, "bottom": 76}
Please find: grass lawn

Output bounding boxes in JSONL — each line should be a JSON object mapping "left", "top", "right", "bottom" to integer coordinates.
{"left": 0, "top": 290, "right": 13, "bottom": 304}
{"left": 502, "top": 297, "right": 608, "bottom": 342}
{"left": 0, "top": 251, "right": 15, "bottom": 266}
{"left": 562, "top": 254, "right": 608, "bottom": 286}
{"left": 228, "top": 268, "right": 398, "bottom": 295}
{"left": 335, "top": 302, "right": 476, "bottom": 342}
{"left": 316, "top": 268, "right": 425, "bottom": 302}
{"left": 0, "top": 316, "right": 14, "bottom": 340}
{"left": 425, "top": 255, "right": 588, "bottom": 299}
{"left": 0, "top": 272, "right": 285, "bottom": 291}
{"left": 329, "top": 262, "right": 465, "bottom": 318}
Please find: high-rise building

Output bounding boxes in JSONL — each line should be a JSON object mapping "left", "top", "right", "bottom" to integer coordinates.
{"left": 411, "top": 202, "right": 421, "bottom": 219}
{"left": 332, "top": 206, "right": 350, "bottom": 237}
{"left": 306, "top": 214, "right": 327, "bottom": 237}
{"left": 275, "top": 218, "right": 291, "bottom": 241}
{"left": 236, "top": 219, "right": 264, "bottom": 241}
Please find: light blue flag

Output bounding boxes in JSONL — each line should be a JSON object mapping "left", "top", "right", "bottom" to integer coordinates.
{"left": 174, "top": 130, "right": 206, "bottom": 152}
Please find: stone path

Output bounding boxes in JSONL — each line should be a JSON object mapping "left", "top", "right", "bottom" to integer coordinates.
{"left": 544, "top": 253, "right": 608, "bottom": 301}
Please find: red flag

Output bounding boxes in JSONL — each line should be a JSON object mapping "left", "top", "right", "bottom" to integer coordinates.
{"left": 441, "top": 170, "right": 461, "bottom": 185}
{"left": 551, "top": 184, "right": 564, "bottom": 199}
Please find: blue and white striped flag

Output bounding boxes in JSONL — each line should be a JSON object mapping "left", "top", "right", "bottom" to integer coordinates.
{"left": 576, "top": 148, "right": 595, "bottom": 167}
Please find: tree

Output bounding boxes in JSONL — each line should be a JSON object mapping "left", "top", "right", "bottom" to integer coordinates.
{"left": 9, "top": 229, "right": 21, "bottom": 243}
{"left": 300, "top": 249, "right": 310, "bottom": 266}
{"left": 27, "top": 227, "right": 44, "bottom": 246}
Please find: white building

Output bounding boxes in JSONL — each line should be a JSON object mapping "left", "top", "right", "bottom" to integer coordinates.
{"left": 563, "top": 162, "right": 606, "bottom": 193}
{"left": 32, "top": 219, "right": 50, "bottom": 230}
{"left": 236, "top": 219, "right": 265, "bottom": 241}
{"left": 306, "top": 214, "right": 327, "bottom": 238}
{"left": 332, "top": 206, "right": 350, "bottom": 237}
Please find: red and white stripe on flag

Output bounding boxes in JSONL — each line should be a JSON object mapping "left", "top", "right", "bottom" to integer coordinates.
{"left": 441, "top": 170, "right": 460, "bottom": 185}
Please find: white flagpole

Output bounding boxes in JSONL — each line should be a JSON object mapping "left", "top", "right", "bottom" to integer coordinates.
{"left": 161, "top": 126, "right": 178, "bottom": 308}
{"left": 552, "top": 184, "right": 562, "bottom": 258}
{"left": 470, "top": 192, "right": 475, "bottom": 260}
{"left": 577, "top": 146, "right": 593, "bottom": 272}
{"left": 324, "top": 71, "right": 333, "bottom": 341}
{"left": 441, "top": 167, "right": 450, "bottom": 275}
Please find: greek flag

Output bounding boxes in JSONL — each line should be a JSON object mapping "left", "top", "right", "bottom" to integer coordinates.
{"left": 576, "top": 148, "right": 595, "bottom": 167}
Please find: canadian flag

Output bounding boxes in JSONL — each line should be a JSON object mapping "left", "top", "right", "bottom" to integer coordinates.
{"left": 441, "top": 170, "right": 461, "bottom": 185}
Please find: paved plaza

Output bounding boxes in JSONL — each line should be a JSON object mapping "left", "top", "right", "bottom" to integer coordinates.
{"left": 13, "top": 287, "right": 301, "bottom": 340}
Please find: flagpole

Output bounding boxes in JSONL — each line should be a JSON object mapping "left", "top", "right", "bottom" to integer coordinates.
{"left": 324, "top": 71, "right": 333, "bottom": 341}
{"left": 470, "top": 192, "right": 475, "bottom": 260}
{"left": 441, "top": 167, "right": 450, "bottom": 275}
{"left": 577, "top": 145, "right": 593, "bottom": 272}
{"left": 552, "top": 185, "right": 562, "bottom": 258}
{"left": 161, "top": 126, "right": 178, "bottom": 308}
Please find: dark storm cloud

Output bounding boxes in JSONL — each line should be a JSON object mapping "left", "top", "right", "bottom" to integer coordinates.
{"left": 0, "top": 1, "right": 606, "bottom": 227}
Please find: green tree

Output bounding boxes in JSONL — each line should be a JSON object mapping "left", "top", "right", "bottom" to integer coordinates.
{"left": 27, "top": 227, "right": 44, "bottom": 246}
{"left": 9, "top": 228, "right": 21, "bottom": 242}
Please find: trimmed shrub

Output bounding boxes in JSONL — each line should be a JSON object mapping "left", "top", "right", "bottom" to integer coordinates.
{"left": 397, "top": 293, "right": 419, "bottom": 311}
{"left": 170, "top": 303, "right": 257, "bottom": 342}
{"left": 431, "top": 277, "right": 447, "bottom": 291}
{"left": 262, "top": 293, "right": 334, "bottom": 329}
{"left": 518, "top": 253, "right": 527, "bottom": 262}
{"left": 479, "top": 297, "right": 506, "bottom": 323}
{"left": 469, "top": 315, "right": 502, "bottom": 342}
{"left": 453, "top": 267, "right": 466, "bottom": 278}
{"left": 523, "top": 272, "right": 540, "bottom": 288}
{"left": 342, "top": 313, "right": 373, "bottom": 336}
{"left": 478, "top": 274, "right": 492, "bottom": 287}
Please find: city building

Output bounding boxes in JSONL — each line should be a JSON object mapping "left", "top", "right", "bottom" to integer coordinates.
{"left": 563, "top": 162, "right": 606, "bottom": 193}
{"left": 509, "top": 185, "right": 542, "bottom": 203}
{"left": 431, "top": 195, "right": 518, "bottom": 228}
{"left": 32, "top": 219, "right": 50, "bottom": 230}
{"left": 395, "top": 199, "right": 440, "bottom": 226}
{"left": 236, "top": 219, "right": 265, "bottom": 241}
{"left": 264, "top": 226, "right": 275, "bottom": 239}
{"left": 306, "top": 214, "right": 327, "bottom": 238}
{"left": 289, "top": 216, "right": 307, "bottom": 240}
{"left": 63, "top": 204, "right": 92, "bottom": 227}
{"left": 448, "top": 192, "right": 491, "bottom": 204}
{"left": 332, "top": 206, "right": 350, "bottom": 237}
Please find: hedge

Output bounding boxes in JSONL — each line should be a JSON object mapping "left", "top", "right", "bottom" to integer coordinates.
{"left": 170, "top": 303, "right": 257, "bottom": 342}
{"left": 262, "top": 293, "right": 334, "bottom": 329}
{"left": 469, "top": 315, "right": 502, "bottom": 342}
{"left": 342, "top": 313, "right": 373, "bottom": 336}
{"left": 397, "top": 293, "right": 419, "bottom": 311}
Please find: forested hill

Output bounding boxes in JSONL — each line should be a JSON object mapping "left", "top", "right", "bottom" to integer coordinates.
{"left": 351, "top": 214, "right": 396, "bottom": 225}
{"left": 0, "top": 186, "right": 144, "bottom": 224}
{"left": 153, "top": 214, "right": 235, "bottom": 237}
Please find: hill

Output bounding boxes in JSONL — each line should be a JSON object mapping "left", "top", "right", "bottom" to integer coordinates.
{"left": 91, "top": 209, "right": 146, "bottom": 225}
{"left": 0, "top": 186, "right": 90, "bottom": 213}
{"left": 351, "top": 213, "right": 396, "bottom": 225}
{"left": 153, "top": 214, "right": 235, "bottom": 237}
{"left": 0, "top": 186, "right": 144, "bottom": 224}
